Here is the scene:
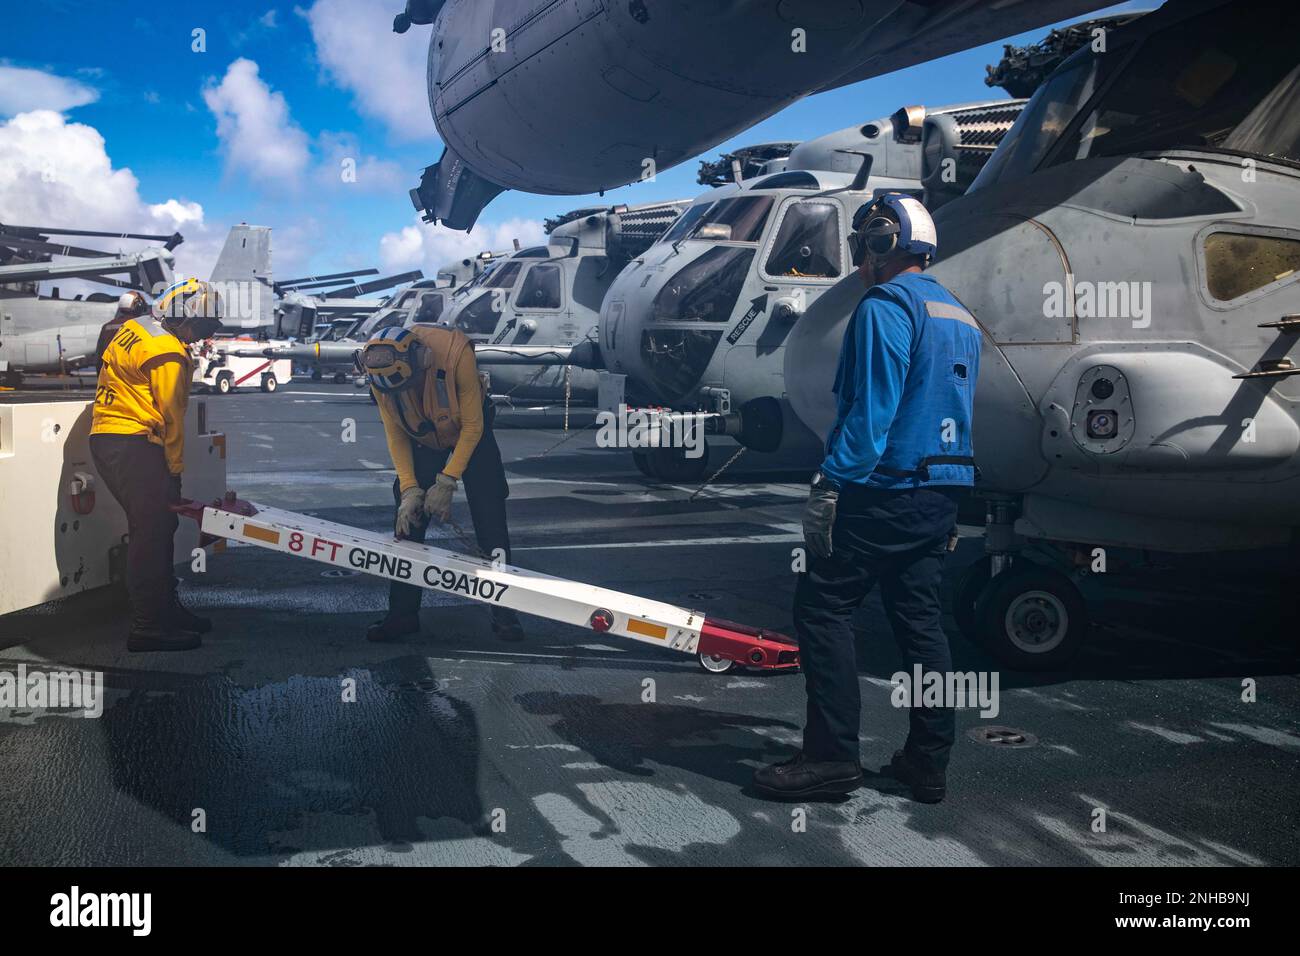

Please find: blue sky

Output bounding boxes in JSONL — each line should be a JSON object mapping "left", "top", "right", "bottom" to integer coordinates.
{"left": 0, "top": 0, "right": 1146, "bottom": 285}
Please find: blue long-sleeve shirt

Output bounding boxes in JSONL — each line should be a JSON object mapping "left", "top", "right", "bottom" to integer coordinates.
{"left": 819, "top": 271, "right": 981, "bottom": 489}
{"left": 820, "top": 290, "right": 913, "bottom": 485}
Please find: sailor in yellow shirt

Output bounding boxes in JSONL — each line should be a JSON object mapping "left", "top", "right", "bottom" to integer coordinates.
{"left": 359, "top": 324, "right": 525, "bottom": 643}
{"left": 89, "top": 279, "right": 223, "bottom": 652}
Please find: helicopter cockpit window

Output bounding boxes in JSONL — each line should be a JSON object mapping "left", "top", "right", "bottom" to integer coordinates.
{"left": 1052, "top": 9, "right": 1300, "bottom": 167}
{"left": 660, "top": 202, "right": 712, "bottom": 243}
{"left": 517, "top": 264, "right": 562, "bottom": 309}
{"left": 457, "top": 292, "right": 505, "bottom": 334}
{"left": 689, "top": 196, "right": 774, "bottom": 243}
{"left": 651, "top": 247, "right": 755, "bottom": 323}
{"left": 764, "top": 201, "right": 841, "bottom": 278}
{"left": 1204, "top": 232, "right": 1300, "bottom": 302}
{"left": 355, "top": 307, "right": 402, "bottom": 338}
{"left": 970, "top": 51, "right": 1105, "bottom": 191}
{"left": 482, "top": 261, "right": 522, "bottom": 289}
{"left": 412, "top": 294, "right": 443, "bottom": 324}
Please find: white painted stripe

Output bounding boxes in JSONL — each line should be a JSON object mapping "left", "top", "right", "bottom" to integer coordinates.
{"left": 287, "top": 390, "right": 369, "bottom": 397}
{"left": 516, "top": 532, "right": 801, "bottom": 552}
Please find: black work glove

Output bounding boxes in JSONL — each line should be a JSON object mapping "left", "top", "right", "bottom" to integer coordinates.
{"left": 167, "top": 474, "right": 183, "bottom": 504}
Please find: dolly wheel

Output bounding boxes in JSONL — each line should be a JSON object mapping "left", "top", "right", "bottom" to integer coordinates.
{"left": 261, "top": 373, "right": 278, "bottom": 393}
{"left": 698, "top": 652, "right": 736, "bottom": 674}
{"left": 973, "top": 563, "right": 1088, "bottom": 671}
{"left": 333, "top": 371, "right": 349, "bottom": 385}
{"left": 216, "top": 372, "right": 233, "bottom": 394}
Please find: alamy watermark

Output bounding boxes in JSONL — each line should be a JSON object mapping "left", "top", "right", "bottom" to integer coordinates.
{"left": 0, "top": 664, "right": 103, "bottom": 718}
{"left": 50, "top": 886, "right": 150, "bottom": 936}
{"left": 1043, "top": 274, "right": 1152, "bottom": 329}
{"left": 891, "top": 665, "right": 999, "bottom": 718}
{"left": 596, "top": 404, "right": 706, "bottom": 459}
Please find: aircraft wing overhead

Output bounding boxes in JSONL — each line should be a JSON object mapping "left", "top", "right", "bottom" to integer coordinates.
{"left": 816, "top": 0, "right": 1117, "bottom": 94}
{"left": 408, "top": 0, "right": 1119, "bottom": 230}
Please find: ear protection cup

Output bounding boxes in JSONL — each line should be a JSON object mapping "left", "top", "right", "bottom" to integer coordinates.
{"left": 849, "top": 193, "right": 937, "bottom": 265}
{"left": 863, "top": 215, "right": 901, "bottom": 257}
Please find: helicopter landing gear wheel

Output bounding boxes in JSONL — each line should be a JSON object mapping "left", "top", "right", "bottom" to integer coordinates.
{"left": 643, "top": 442, "right": 710, "bottom": 482}
{"left": 972, "top": 563, "right": 1088, "bottom": 671}
{"left": 632, "top": 450, "right": 654, "bottom": 478}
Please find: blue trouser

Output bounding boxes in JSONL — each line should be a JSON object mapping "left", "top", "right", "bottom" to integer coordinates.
{"left": 793, "top": 485, "right": 958, "bottom": 770}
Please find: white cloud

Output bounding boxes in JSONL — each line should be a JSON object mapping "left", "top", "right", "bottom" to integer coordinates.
{"left": 315, "top": 131, "right": 406, "bottom": 192}
{"left": 203, "top": 58, "right": 311, "bottom": 183}
{"left": 379, "top": 217, "right": 547, "bottom": 275}
{"left": 260, "top": 9, "right": 279, "bottom": 28}
{"left": 304, "top": 0, "right": 435, "bottom": 140}
{"left": 0, "top": 65, "right": 99, "bottom": 117}
{"left": 0, "top": 109, "right": 220, "bottom": 284}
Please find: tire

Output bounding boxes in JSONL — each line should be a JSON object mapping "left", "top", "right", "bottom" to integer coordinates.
{"left": 333, "top": 371, "right": 348, "bottom": 385}
{"left": 972, "top": 563, "right": 1088, "bottom": 671}
{"left": 645, "top": 442, "right": 710, "bottom": 482}
{"left": 261, "top": 373, "right": 278, "bottom": 393}
{"left": 216, "top": 372, "right": 233, "bottom": 395}
{"left": 698, "top": 652, "right": 736, "bottom": 674}
{"left": 632, "top": 450, "right": 654, "bottom": 478}
{"left": 310, "top": 367, "right": 322, "bottom": 382}
{"left": 952, "top": 556, "right": 992, "bottom": 642}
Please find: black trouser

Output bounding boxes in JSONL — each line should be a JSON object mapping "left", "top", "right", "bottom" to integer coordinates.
{"left": 387, "top": 424, "right": 512, "bottom": 619}
{"left": 794, "top": 485, "right": 958, "bottom": 771}
{"left": 88, "top": 434, "right": 178, "bottom": 632}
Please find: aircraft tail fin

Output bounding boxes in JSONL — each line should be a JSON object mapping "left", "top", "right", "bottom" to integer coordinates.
{"left": 209, "top": 224, "right": 274, "bottom": 330}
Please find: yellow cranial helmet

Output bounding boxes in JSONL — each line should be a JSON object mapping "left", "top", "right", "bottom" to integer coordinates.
{"left": 155, "top": 278, "right": 223, "bottom": 328}
{"left": 358, "top": 325, "right": 423, "bottom": 391}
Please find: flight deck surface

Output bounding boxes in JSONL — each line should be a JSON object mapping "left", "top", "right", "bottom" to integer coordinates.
{"left": 1, "top": 382, "right": 1295, "bottom": 866}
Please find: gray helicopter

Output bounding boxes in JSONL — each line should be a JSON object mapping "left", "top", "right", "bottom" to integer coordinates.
{"left": 784, "top": 0, "right": 1300, "bottom": 668}
{"left": 583, "top": 101, "right": 1023, "bottom": 481}
{"left": 443, "top": 200, "right": 688, "bottom": 404}
{"left": 0, "top": 224, "right": 180, "bottom": 385}
{"left": 391, "top": 0, "right": 1106, "bottom": 229}
{"left": 241, "top": 251, "right": 515, "bottom": 376}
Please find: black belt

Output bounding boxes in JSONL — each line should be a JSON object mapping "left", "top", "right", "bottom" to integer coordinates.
{"left": 872, "top": 455, "right": 976, "bottom": 482}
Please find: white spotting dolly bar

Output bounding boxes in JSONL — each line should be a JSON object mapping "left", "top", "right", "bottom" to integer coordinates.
{"left": 174, "top": 493, "right": 801, "bottom": 671}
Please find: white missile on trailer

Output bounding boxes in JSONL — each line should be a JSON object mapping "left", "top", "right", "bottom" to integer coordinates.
{"left": 175, "top": 494, "right": 800, "bottom": 671}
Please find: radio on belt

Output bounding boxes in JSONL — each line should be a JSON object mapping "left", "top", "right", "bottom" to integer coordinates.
{"left": 173, "top": 493, "right": 800, "bottom": 673}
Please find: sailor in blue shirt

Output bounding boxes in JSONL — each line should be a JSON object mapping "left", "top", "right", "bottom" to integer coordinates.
{"left": 754, "top": 194, "right": 981, "bottom": 803}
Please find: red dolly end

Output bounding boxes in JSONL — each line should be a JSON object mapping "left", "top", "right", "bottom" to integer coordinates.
{"left": 698, "top": 617, "right": 800, "bottom": 670}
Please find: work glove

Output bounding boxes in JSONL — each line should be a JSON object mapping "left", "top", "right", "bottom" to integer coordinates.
{"left": 423, "top": 472, "right": 458, "bottom": 524}
{"left": 395, "top": 487, "right": 425, "bottom": 538}
{"left": 167, "top": 474, "right": 183, "bottom": 505}
{"left": 802, "top": 481, "right": 839, "bottom": 560}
